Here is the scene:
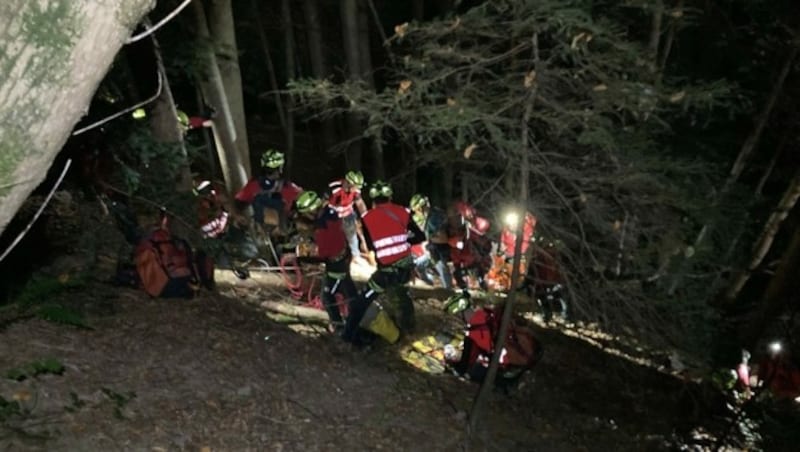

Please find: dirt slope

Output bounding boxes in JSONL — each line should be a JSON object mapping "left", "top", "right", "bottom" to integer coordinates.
{"left": 0, "top": 280, "right": 727, "bottom": 451}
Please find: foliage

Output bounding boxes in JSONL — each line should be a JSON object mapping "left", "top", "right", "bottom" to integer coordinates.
{"left": 6, "top": 358, "right": 64, "bottom": 381}
{"left": 289, "top": 0, "right": 751, "bottom": 356}
{"left": 5, "top": 275, "right": 90, "bottom": 330}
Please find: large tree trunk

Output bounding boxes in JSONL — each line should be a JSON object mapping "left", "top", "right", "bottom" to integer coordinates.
{"left": 208, "top": 0, "right": 251, "bottom": 178}
{"left": 193, "top": 0, "right": 248, "bottom": 194}
{"left": 0, "top": 0, "right": 155, "bottom": 236}
{"left": 340, "top": 0, "right": 364, "bottom": 170}
{"left": 302, "top": 0, "right": 338, "bottom": 157}
{"left": 148, "top": 34, "right": 193, "bottom": 192}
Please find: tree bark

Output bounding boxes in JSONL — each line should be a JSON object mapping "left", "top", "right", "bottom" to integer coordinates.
{"left": 0, "top": 0, "right": 155, "bottom": 236}
{"left": 148, "top": 33, "right": 192, "bottom": 192}
{"left": 302, "top": 0, "right": 338, "bottom": 156}
{"left": 340, "top": 0, "right": 364, "bottom": 170}
{"left": 208, "top": 0, "right": 251, "bottom": 178}
{"left": 193, "top": 0, "right": 248, "bottom": 195}
{"left": 724, "top": 170, "right": 800, "bottom": 303}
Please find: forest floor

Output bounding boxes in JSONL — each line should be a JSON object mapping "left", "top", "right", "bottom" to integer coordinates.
{"left": 0, "top": 267, "right": 765, "bottom": 451}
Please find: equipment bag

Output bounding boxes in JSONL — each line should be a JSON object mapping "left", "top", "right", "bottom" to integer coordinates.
{"left": 134, "top": 224, "right": 201, "bottom": 299}
{"left": 360, "top": 301, "right": 400, "bottom": 344}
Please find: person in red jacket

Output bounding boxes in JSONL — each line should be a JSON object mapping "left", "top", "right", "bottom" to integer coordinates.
{"left": 294, "top": 191, "right": 358, "bottom": 333}
{"left": 342, "top": 181, "right": 425, "bottom": 344}
{"left": 327, "top": 171, "right": 368, "bottom": 262}
{"left": 500, "top": 211, "right": 537, "bottom": 260}
{"left": 448, "top": 200, "right": 492, "bottom": 297}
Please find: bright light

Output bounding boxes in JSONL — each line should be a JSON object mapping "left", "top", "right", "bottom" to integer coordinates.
{"left": 769, "top": 341, "right": 782, "bottom": 354}
{"left": 132, "top": 108, "right": 147, "bottom": 120}
{"left": 504, "top": 211, "right": 520, "bottom": 228}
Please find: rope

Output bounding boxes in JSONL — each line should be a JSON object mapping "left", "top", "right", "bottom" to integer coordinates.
{"left": 72, "top": 70, "right": 163, "bottom": 136}
{"left": 0, "top": 159, "right": 72, "bottom": 264}
{"left": 279, "top": 253, "right": 305, "bottom": 299}
{"left": 126, "top": 0, "right": 194, "bottom": 44}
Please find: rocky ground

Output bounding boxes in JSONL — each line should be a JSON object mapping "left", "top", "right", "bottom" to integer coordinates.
{"left": 0, "top": 269, "right": 760, "bottom": 452}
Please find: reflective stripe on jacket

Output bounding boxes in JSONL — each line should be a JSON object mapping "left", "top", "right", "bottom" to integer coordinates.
{"left": 362, "top": 203, "right": 412, "bottom": 266}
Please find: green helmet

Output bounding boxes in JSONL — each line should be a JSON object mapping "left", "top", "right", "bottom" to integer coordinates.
{"left": 369, "top": 180, "right": 393, "bottom": 199}
{"left": 345, "top": 170, "right": 364, "bottom": 188}
{"left": 410, "top": 193, "right": 429, "bottom": 210}
{"left": 176, "top": 110, "right": 189, "bottom": 128}
{"left": 261, "top": 149, "right": 285, "bottom": 169}
{"left": 296, "top": 191, "right": 323, "bottom": 214}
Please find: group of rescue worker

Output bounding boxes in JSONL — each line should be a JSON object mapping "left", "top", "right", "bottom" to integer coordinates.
{"left": 192, "top": 148, "right": 565, "bottom": 346}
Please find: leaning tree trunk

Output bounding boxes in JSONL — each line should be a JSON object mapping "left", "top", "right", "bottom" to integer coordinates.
{"left": 724, "top": 170, "right": 800, "bottom": 303}
{"left": 0, "top": 0, "right": 155, "bottom": 236}
{"left": 193, "top": 0, "right": 248, "bottom": 195}
{"left": 149, "top": 34, "right": 193, "bottom": 192}
{"left": 208, "top": 0, "right": 251, "bottom": 178}
{"left": 742, "top": 223, "right": 800, "bottom": 348}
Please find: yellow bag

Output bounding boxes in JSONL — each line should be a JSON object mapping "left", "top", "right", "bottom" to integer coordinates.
{"left": 360, "top": 301, "right": 400, "bottom": 344}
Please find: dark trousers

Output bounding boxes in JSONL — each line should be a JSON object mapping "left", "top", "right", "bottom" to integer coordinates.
{"left": 322, "top": 258, "right": 357, "bottom": 326}
{"left": 343, "top": 262, "right": 414, "bottom": 342}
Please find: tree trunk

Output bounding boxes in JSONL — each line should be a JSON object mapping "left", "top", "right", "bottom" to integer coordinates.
{"left": 281, "top": 0, "right": 297, "bottom": 177}
{"left": 742, "top": 224, "right": 800, "bottom": 347}
{"left": 724, "top": 170, "right": 800, "bottom": 303}
{"left": 469, "top": 34, "right": 538, "bottom": 437}
{"left": 302, "top": 0, "right": 338, "bottom": 156}
{"left": 357, "top": 0, "right": 385, "bottom": 179}
{"left": 208, "top": 0, "right": 251, "bottom": 178}
{"left": 442, "top": 163, "right": 454, "bottom": 202}
{"left": 148, "top": 34, "right": 192, "bottom": 192}
{"left": 340, "top": 0, "right": 364, "bottom": 170}
{"left": 193, "top": 0, "right": 248, "bottom": 194}
{"left": 251, "top": 0, "right": 287, "bottom": 134}
{"left": 656, "top": 0, "right": 683, "bottom": 83}
{"left": 648, "top": 0, "right": 664, "bottom": 72}
{"left": 0, "top": 0, "right": 155, "bottom": 236}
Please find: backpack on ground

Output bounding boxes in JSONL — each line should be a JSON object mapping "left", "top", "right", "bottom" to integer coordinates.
{"left": 447, "top": 305, "right": 543, "bottom": 387}
{"left": 134, "top": 214, "right": 210, "bottom": 298}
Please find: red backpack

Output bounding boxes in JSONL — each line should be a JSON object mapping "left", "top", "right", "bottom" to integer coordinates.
{"left": 134, "top": 216, "right": 207, "bottom": 298}
{"left": 448, "top": 306, "right": 543, "bottom": 386}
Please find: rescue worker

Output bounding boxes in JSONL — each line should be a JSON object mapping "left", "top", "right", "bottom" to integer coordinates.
{"left": 235, "top": 149, "right": 288, "bottom": 233}
{"left": 409, "top": 194, "right": 452, "bottom": 289}
{"left": 342, "top": 181, "right": 425, "bottom": 344}
{"left": 448, "top": 200, "right": 491, "bottom": 297}
{"left": 327, "top": 171, "right": 368, "bottom": 263}
{"left": 194, "top": 180, "right": 253, "bottom": 280}
{"left": 500, "top": 211, "right": 537, "bottom": 260}
{"left": 294, "top": 191, "right": 358, "bottom": 334}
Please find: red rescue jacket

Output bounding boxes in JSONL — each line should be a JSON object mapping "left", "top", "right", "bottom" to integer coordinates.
{"left": 362, "top": 203, "right": 412, "bottom": 266}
